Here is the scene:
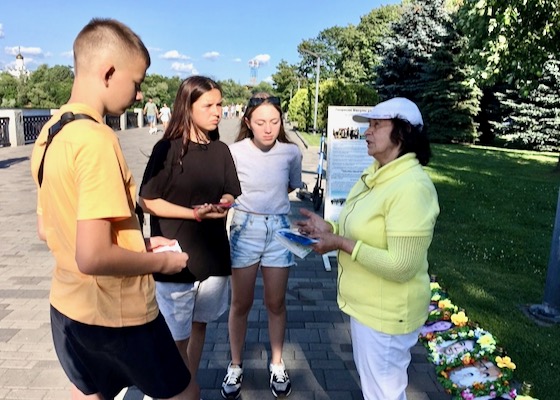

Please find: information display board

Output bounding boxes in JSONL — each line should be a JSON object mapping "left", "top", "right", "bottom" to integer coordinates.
{"left": 324, "top": 105, "right": 373, "bottom": 221}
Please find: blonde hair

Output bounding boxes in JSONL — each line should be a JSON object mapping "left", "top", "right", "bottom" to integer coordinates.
{"left": 73, "top": 18, "right": 150, "bottom": 75}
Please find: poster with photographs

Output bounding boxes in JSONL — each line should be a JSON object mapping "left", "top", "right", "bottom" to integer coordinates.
{"left": 324, "top": 105, "right": 373, "bottom": 221}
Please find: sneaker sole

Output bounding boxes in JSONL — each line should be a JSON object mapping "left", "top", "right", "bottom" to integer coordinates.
{"left": 271, "top": 386, "right": 292, "bottom": 398}
{"left": 220, "top": 388, "right": 241, "bottom": 400}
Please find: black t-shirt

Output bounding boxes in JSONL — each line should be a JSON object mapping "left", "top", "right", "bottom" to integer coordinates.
{"left": 139, "top": 138, "right": 241, "bottom": 283}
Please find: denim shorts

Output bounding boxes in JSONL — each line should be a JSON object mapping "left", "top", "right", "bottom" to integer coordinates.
{"left": 229, "top": 209, "right": 295, "bottom": 268}
{"left": 156, "top": 277, "right": 229, "bottom": 341}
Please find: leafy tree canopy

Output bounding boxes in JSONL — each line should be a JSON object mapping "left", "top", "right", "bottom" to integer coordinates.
{"left": 458, "top": 0, "right": 560, "bottom": 89}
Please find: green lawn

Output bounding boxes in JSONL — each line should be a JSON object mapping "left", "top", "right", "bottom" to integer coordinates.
{"left": 425, "top": 144, "right": 560, "bottom": 399}
{"left": 295, "top": 130, "right": 323, "bottom": 147}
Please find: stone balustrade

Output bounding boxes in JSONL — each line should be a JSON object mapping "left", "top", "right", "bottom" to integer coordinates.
{"left": 0, "top": 108, "right": 145, "bottom": 147}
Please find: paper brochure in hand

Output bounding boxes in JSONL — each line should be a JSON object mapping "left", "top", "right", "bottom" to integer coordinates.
{"left": 153, "top": 241, "right": 182, "bottom": 253}
{"left": 274, "top": 229, "right": 317, "bottom": 259}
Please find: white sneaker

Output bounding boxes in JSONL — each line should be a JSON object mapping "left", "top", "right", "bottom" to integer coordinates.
{"left": 221, "top": 362, "right": 243, "bottom": 399}
{"left": 269, "top": 360, "right": 291, "bottom": 398}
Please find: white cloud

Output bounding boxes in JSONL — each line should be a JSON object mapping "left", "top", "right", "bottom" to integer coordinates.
{"left": 252, "top": 54, "right": 271, "bottom": 64}
{"left": 0, "top": 24, "right": 4, "bottom": 38}
{"left": 61, "top": 50, "right": 73, "bottom": 58}
{"left": 233, "top": 57, "right": 242, "bottom": 63}
{"left": 203, "top": 51, "right": 220, "bottom": 61}
{"left": 161, "top": 50, "right": 189, "bottom": 60}
{"left": 5, "top": 46, "right": 44, "bottom": 57}
{"left": 171, "top": 62, "right": 197, "bottom": 75}
{"left": 263, "top": 75, "right": 274, "bottom": 84}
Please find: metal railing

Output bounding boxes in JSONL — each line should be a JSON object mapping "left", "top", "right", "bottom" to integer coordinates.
{"left": 0, "top": 117, "right": 10, "bottom": 147}
{"left": 126, "top": 111, "right": 138, "bottom": 128}
{"left": 106, "top": 115, "right": 121, "bottom": 131}
{"left": 23, "top": 115, "right": 51, "bottom": 144}
{"left": 1, "top": 111, "right": 139, "bottom": 146}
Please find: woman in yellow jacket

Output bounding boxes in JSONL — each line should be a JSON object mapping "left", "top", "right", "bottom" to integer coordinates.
{"left": 298, "top": 97, "right": 439, "bottom": 400}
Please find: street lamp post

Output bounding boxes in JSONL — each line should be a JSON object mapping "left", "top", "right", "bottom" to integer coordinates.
{"left": 301, "top": 48, "right": 320, "bottom": 133}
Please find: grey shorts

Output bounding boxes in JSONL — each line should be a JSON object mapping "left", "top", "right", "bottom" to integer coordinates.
{"left": 156, "top": 276, "right": 229, "bottom": 341}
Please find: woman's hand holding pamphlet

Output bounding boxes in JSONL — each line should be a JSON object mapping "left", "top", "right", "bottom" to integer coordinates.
{"left": 274, "top": 228, "right": 318, "bottom": 259}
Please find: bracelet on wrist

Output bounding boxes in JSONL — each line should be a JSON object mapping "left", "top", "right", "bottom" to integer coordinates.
{"left": 193, "top": 207, "right": 202, "bottom": 222}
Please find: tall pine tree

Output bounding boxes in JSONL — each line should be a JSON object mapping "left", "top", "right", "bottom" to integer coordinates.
{"left": 375, "top": 0, "right": 480, "bottom": 143}
{"left": 493, "top": 58, "right": 560, "bottom": 153}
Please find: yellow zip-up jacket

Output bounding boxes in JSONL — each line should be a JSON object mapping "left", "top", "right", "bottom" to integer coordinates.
{"left": 333, "top": 153, "right": 440, "bottom": 335}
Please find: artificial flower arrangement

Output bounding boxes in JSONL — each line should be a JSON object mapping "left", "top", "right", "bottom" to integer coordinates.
{"left": 420, "top": 280, "right": 533, "bottom": 400}
{"left": 427, "top": 282, "right": 458, "bottom": 322}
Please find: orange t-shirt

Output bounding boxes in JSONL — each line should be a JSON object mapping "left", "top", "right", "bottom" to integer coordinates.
{"left": 31, "top": 103, "right": 158, "bottom": 327}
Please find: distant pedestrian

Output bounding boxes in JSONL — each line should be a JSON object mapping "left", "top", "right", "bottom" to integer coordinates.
{"left": 30, "top": 18, "right": 197, "bottom": 400}
{"left": 144, "top": 97, "right": 158, "bottom": 134}
{"left": 159, "top": 102, "right": 172, "bottom": 131}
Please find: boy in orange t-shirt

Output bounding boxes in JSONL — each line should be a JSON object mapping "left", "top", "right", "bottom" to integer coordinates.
{"left": 30, "top": 18, "right": 198, "bottom": 400}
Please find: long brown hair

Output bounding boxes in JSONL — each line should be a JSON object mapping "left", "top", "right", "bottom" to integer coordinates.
{"left": 164, "top": 76, "right": 222, "bottom": 163}
{"left": 235, "top": 92, "right": 292, "bottom": 144}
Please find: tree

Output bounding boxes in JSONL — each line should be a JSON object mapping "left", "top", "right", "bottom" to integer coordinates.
{"left": 458, "top": 0, "right": 560, "bottom": 90}
{"left": 0, "top": 72, "right": 19, "bottom": 107}
{"left": 219, "top": 79, "right": 251, "bottom": 105}
{"left": 287, "top": 80, "right": 379, "bottom": 132}
{"left": 339, "top": 5, "right": 402, "bottom": 84}
{"left": 376, "top": 0, "right": 480, "bottom": 143}
{"left": 376, "top": 0, "right": 450, "bottom": 101}
{"left": 420, "top": 14, "right": 481, "bottom": 143}
{"left": 250, "top": 81, "right": 275, "bottom": 96}
{"left": 492, "top": 58, "right": 560, "bottom": 154}
{"left": 271, "top": 60, "right": 300, "bottom": 111}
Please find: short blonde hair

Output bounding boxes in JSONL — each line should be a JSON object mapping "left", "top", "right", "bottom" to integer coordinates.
{"left": 73, "top": 18, "right": 150, "bottom": 74}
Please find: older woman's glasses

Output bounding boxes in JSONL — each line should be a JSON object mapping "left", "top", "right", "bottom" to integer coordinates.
{"left": 247, "top": 96, "right": 281, "bottom": 108}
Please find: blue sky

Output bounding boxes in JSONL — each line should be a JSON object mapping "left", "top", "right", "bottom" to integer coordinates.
{"left": 0, "top": 0, "right": 399, "bottom": 85}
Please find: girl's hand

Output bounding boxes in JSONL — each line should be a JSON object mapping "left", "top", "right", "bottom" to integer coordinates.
{"left": 145, "top": 236, "right": 176, "bottom": 252}
{"left": 193, "top": 204, "right": 228, "bottom": 220}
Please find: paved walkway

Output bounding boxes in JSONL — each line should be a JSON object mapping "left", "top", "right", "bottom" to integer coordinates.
{"left": 0, "top": 118, "right": 449, "bottom": 399}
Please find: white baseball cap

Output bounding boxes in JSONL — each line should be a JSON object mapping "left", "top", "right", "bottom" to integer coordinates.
{"left": 354, "top": 97, "right": 423, "bottom": 127}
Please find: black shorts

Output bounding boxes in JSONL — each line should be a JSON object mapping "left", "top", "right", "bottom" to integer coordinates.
{"left": 50, "top": 305, "right": 190, "bottom": 399}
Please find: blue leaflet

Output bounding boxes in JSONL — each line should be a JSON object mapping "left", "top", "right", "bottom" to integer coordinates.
{"left": 278, "top": 230, "right": 318, "bottom": 246}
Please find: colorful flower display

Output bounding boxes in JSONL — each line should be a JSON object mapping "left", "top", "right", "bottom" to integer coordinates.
{"left": 420, "top": 280, "right": 535, "bottom": 399}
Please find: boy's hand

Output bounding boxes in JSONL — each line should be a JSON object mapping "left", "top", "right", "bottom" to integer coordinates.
{"left": 160, "top": 251, "right": 189, "bottom": 275}
{"left": 146, "top": 237, "right": 188, "bottom": 274}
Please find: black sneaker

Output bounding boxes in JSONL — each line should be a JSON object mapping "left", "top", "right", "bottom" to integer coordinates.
{"left": 221, "top": 362, "right": 243, "bottom": 399}
{"left": 269, "top": 360, "right": 292, "bottom": 398}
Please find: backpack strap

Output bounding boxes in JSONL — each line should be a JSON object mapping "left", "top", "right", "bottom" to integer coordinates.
{"left": 38, "top": 112, "right": 97, "bottom": 187}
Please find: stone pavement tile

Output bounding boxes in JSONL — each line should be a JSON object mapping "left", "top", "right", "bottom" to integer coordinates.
{"left": 31, "top": 368, "right": 68, "bottom": 389}
{"left": 323, "top": 368, "right": 361, "bottom": 391}
{"left": 3, "top": 389, "right": 47, "bottom": 399}
{"left": 0, "top": 368, "right": 41, "bottom": 388}
{"left": 43, "top": 389, "right": 71, "bottom": 400}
